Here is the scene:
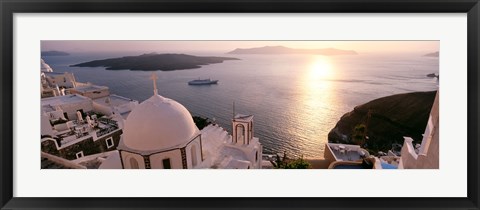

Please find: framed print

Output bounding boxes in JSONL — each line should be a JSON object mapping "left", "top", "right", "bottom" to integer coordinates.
{"left": 1, "top": 0, "right": 479, "bottom": 209}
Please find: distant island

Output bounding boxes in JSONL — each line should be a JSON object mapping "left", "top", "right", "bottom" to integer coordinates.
{"left": 227, "top": 46, "right": 358, "bottom": 55}
{"left": 328, "top": 91, "right": 437, "bottom": 154}
{"left": 70, "top": 53, "right": 240, "bottom": 71}
{"left": 423, "top": 51, "right": 439, "bottom": 57}
{"left": 42, "top": 50, "right": 70, "bottom": 56}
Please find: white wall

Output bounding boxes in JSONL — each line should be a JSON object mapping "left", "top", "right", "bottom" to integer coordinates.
{"left": 92, "top": 102, "right": 113, "bottom": 116}
{"left": 400, "top": 91, "right": 439, "bottom": 169}
{"left": 46, "top": 110, "right": 65, "bottom": 119}
{"left": 59, "top": 100, "right": 93, "bottom": 120}
{"left": 185, "top": 138, "right": 202, "bottom": 169}
{"left": 71, "top": 88, "right": 110, "bottom": 99}
{"left": 120, "top": 151, "right": 146, "bottom": 169}
{"left": 114, "top": 101, "right": 138, "bottom": 115}
{"left": 150, "top": 150, "right": 183, "bottom": 169}
{"left": 41, "top": 114, "right": 54, "bottom": 136}
{"left": 46, "top": 73, "right": 75, "bottom": 88}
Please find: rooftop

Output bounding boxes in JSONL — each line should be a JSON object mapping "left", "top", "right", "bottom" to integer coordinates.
{"left": 72, "top": 84, "right": 109, "bottom": 93}
{"left": 98, "top": 150, "right": 122, "bottom": 169}
{"left": 48, "top": 117, "right": 120, "bottom": 148}
{"left": 41, "top": 158, "right": 72, "bottom": 169}
{"left": 41, "top": 152, "right": 86, "bottom": 169}
{"left": 44, "top": 72, "right": 65, "bottom": 76}
{"left": 74, "top": 150, "right": 119, "bottom": 169}
{"left": 328, "top": 143, "right": 369, "bottom": 161}
{"left": 41, "top": 94, "right": 91, "bottom": 107}
{"left": 234, "top": 114, "right": 254, "bottom": 122}
{"left": 93, "top": 94, "right": 137, "bottom": 107}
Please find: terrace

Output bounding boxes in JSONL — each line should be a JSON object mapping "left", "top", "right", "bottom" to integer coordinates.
{"left": 41, "top": 94, "right": 91, "bottom": 106}
{"left": 51, "top": 116, "right": 119, "bottom": 148}
{"left": 327, "top": 143, "right": 370, "bottom": 161}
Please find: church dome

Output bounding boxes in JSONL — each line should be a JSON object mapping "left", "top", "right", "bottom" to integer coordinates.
{"left": 122, "top": 94, "right": 199, "bottom": 151}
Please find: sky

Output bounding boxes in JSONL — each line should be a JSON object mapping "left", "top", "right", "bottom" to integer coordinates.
{"left": 41, "top": 41, "right": 439, "bottom": 55}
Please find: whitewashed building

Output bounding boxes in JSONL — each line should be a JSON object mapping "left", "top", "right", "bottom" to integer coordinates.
{"left": 70, "top": 84, "right": 139, "bottom": 119}
{"left": 41, "top": 94, "right": 93, "bottom": 123}
{"left": 41, "top": 59, "right": 53, "bottom": 72}
{"left": 323, "top": 90, "right": 439, "bottom": 169}
{"left": 70, "top": 84, "right": 110, "bottom": 99}
{"left": 398, "top": 90, "right": 439, "bottom": 169}
{"left": 42, "top": 72, "right": 77, "bottom": 89}
{"left": 40, "top": 59, "right": 139, "bottom": 162}
{"left": 100, "top": 74, "right": 263, "bottom": 169}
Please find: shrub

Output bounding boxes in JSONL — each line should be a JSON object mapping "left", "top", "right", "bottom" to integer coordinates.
{"left": 270, "top": 152, "right": 311, "bottom": 169}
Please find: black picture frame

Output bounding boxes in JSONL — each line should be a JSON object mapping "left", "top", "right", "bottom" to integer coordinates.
{"left": 1, "top": 0, "right": 479, "bottom": 209}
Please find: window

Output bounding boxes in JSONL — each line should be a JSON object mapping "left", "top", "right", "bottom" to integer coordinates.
{"left": 163, "top": 158, "right": 171, "bottom": 169}
{"left": 105, "top": 137, "right": 114, "bottom": 148}
{"left": 255, "top": 151, "right": 258, "bottom": 162}
{"left": 191, "top": 145, "right": 197, "bottom": 167}
{"left": 129, "top": 157, "right": 139, "bottom": 169}
{"left": 75, "top": 151, "right": 84, "bottom": 159}
{"left": 235, "top": 124, "right": 245, "bottom": 144}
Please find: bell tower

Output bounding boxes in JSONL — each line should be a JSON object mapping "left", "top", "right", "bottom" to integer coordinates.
{"left": 232, "top": 114, "right": 254, "bottom": 145}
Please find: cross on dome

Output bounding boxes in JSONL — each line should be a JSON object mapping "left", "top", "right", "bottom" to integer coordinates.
{"left": 150, "top": 73, "right": 158, "bottom": 95}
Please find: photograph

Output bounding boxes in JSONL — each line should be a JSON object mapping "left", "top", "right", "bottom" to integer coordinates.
{"left": 40, "top": 40, "right": 439, "bottom": 170}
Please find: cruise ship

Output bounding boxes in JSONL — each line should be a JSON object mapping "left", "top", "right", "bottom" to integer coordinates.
{"left": 188, "top": 78, "right": 218, "bottom": 85}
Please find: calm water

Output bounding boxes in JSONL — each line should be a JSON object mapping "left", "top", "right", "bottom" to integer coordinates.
{"left": 42, "top": 52, "right": 439, "bottom": 158}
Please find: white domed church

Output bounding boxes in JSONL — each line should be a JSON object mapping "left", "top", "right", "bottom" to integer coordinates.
{"left": 99, "top": 74, "right": 263, "bottom": 169}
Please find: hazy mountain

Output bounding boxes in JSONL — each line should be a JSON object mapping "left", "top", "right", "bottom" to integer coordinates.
{"left": 227, "top": 46, "right": 358, "bottom": 55}
{"left": 423, "top": 51, "right": 439, "bottom": 57}
{"left": 42, "top": 50, "right": 70, "bottom": 56}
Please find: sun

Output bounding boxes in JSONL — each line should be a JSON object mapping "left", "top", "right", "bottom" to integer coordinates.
{"left": 308, "top": 57, "right": 333, "bottom": 80}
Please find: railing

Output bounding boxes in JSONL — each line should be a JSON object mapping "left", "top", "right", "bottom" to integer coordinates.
{"left": 98, "top": 118, "right": 118, "bottom": 127}
{"left": 60, "top": 131, "right": 89, "bottom": 145}
{"left": 96, "top": 126, "right": 118, "bottom": 138}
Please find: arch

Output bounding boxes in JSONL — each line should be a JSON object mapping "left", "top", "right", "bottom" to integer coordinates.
{"left": 129, "top": 157, "right": 139, "bottom": 169}
{"left": 249, "top": 121, "right": 253, "bottom": 142}
{"left": 235, "top": 124, "right": 246, "bottom": 144}
{"left": 191, "top": 144, "right": 198, "bottom": 168}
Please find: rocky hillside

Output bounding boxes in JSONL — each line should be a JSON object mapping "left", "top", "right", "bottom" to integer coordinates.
{"left": 71, "top": 53, "right": 239, "bottom": 71}
{"left": 328, "top": 91, "right": 437, "bottom": 154}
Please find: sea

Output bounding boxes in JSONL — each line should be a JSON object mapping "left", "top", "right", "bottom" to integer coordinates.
{"left": 42, "top": 51, "right": 439, "bottom": 158}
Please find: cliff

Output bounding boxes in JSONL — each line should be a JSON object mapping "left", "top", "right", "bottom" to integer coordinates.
{"left": 328, "top": 91, "right": 437, "bottom": 154}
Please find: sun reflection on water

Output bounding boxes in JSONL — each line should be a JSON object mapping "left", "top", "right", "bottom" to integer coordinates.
{"left": 285, "top": 56, "right": 340, "bottom": 158}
